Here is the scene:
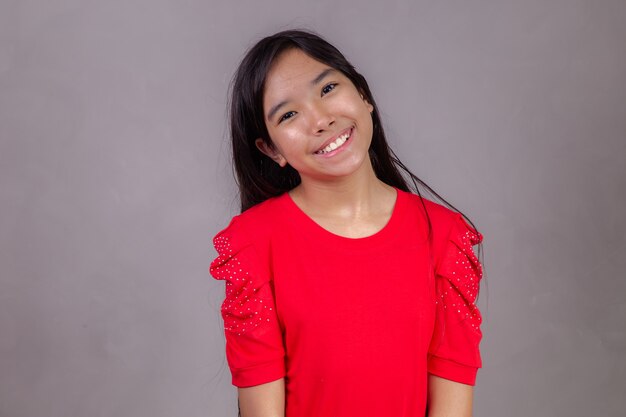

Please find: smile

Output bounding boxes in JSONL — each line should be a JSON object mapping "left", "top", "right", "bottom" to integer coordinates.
{"left": 314, "top": 128, "right": 353, "bottom": 155}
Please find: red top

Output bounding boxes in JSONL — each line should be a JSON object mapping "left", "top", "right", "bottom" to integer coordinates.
{"left": 210, "top": 188, "right": 484, "bottom": 416}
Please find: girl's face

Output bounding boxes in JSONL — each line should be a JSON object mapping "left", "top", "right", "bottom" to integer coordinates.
{"left": 256, "top": 48, "right": 374, "bottom": 184}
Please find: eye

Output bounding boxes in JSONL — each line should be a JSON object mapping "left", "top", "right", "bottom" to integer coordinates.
{"left": 278, "top": 111, "right": 296, "bottom": 123}
{"left": 321, "top": 83, "right": 338, "bottom": 96}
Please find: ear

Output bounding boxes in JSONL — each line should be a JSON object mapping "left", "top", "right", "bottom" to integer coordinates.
{"left": 360, "top": 92, "right": 374, "bottom": 113}
{"left": 255, "top": 138, "right": 288, "bottom": 168}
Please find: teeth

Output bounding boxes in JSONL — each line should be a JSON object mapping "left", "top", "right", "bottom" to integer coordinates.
{"left": 317, "top": 132, "right": 350, "bottom": 154}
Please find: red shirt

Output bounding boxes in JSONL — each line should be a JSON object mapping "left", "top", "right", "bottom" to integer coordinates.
{"left": 210, "top": 188, "right": 483, "bottom": 416}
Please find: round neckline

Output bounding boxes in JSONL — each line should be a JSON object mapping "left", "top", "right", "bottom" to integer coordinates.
{"left": 280, "top": 187, "right": 407, "bottom": 249}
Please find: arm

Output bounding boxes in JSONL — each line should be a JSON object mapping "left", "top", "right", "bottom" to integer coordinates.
{"left": 238, "top": 378, "right": 285, "bottom": 417}
{"left": 210, "top": 221, "right": 287, "bottom": 415}
{"left": 427, "top": 374, "right": 474, "bottom": 417}
{"left": 427, "top": 214, "right": 484, "bottom": 416}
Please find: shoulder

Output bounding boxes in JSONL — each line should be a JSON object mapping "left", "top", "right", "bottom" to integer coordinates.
{"left": 399, "top": 190, "right": 478, "bottom": 264}
{"left": 401, "top": 189, "right": 461, "bottom": 230}
{"left": 212, "top": 193, "right": 287, "bottom": 249}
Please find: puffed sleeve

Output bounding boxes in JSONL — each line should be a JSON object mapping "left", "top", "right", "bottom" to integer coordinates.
{"left": 209, "top": 217, "right": 286, "bottom": 387}
{"left": 427, "top": 213, "right": 484, "bottom": 385}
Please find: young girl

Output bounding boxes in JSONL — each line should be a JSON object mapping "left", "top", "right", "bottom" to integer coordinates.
{"left": 210, "top": 29, "right": 485, "bottom": 417}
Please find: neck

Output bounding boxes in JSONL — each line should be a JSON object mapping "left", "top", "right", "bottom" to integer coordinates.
{"left": 290, "top": 159, "right": 395, "bottom": 219}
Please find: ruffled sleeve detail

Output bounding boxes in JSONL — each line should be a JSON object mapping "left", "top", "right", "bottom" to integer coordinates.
{"left": 428, "top": 213, "right": 484, "bottom": 385}
{"left": 210, "top": 218, "right": 285, "bottom": 387}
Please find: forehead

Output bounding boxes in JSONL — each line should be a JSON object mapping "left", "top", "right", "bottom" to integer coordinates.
{"left": 263, "top": 49, "right": 334, "bottom": 99}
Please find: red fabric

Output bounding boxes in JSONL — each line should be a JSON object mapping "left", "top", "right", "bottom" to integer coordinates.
{"left": 210, "top": 188, "right": 484, "bottom": 416}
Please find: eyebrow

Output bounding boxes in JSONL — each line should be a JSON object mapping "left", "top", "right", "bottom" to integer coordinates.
{"left": 266, "top": 68, "right": 338, "bottom": 121}
{"left": 311, "top": 68, "right": 336, "bottom": 86}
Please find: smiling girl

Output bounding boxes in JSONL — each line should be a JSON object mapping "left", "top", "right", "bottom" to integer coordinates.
{"left": 210, "top": 29, "right": 485, "bottom": 417}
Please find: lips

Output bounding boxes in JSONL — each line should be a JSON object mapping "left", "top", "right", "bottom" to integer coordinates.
{"left": 314, "top": 128, "right": 353, "bottom": 155}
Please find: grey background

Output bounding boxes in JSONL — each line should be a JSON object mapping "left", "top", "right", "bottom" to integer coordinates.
{"left": 1, "top": 0, "right": 625, "bottom": 416}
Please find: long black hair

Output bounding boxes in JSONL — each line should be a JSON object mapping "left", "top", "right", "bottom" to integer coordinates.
{"left": 228, "top": 29, "right": 481, "bottom": 246}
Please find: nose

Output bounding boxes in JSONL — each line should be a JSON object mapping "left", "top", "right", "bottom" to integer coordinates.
{"left": 307, "top": 101, "right": 334, "bottom": 133}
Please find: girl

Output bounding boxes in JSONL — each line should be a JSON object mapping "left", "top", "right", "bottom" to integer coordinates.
{"left": 210, "top": 29, "right": 485, "bottom": 417}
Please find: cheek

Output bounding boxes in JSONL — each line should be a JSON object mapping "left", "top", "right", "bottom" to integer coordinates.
{"left": 338, "top": 95, "right": 372, "bottom": 117}
{"left": 268, "top": 128, "right": 304, "bottom": 155}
